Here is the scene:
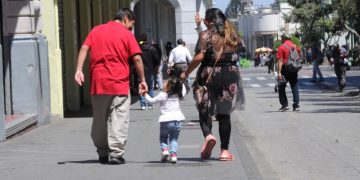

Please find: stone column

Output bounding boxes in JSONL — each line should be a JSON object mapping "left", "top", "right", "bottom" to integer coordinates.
{"left": 42, "top": 0, "right": 64, "bottom": 118}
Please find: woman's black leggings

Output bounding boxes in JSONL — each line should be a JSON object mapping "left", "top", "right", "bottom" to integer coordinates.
{"left": 199, "top": 113, "right": 231, "bottom": 150}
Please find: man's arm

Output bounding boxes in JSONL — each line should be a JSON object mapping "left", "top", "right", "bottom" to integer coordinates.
{"left": 75, "top": 45, "right": 90, "bottom": 86}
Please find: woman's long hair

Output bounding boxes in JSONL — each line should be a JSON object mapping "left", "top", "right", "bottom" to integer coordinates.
{"left": 205, "top": 8, "right": 238, "bottom": 47}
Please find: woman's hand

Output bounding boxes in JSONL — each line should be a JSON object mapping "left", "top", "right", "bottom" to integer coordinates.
{"left": 180, "top": 72, "right": 187, "bottom": 81}
{"left": 195, "top": 12, "right": 202, "bottom": 26}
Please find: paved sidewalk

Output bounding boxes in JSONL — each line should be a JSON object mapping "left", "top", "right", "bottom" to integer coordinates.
{"left": 0, "top": 89, "right": 248, "bottom": 180}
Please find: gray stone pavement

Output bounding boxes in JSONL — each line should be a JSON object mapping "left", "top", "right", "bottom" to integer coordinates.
{"left": 0, "top": 86, "right": 249, "bottom": 179}
{"left": 0, "top": 65, "right": 359, "bottom": 180}
{"left": 236, "top": 65, "right": 360, "bottom": 179}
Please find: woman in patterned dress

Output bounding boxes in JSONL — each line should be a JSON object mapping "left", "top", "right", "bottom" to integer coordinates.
{"left": 181, "top": 8, "right": 245, "bottom": 161}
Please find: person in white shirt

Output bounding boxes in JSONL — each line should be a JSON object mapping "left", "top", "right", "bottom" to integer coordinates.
{"left": 168, "top": 39, "right": 192, "bottom": 75}
{"left": 167, "top": 39, "right": 192, "bottom": 91}
{"left": 144, "top": 75, "right": 186, "bottom": 163}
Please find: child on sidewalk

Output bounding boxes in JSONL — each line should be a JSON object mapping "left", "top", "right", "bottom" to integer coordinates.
{"left": 144, "top": 75, "right": 186, "bottom": 163}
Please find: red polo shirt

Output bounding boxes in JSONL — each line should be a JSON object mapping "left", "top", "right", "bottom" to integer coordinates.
{"left": 83, "top": 21, "right": 141, "bottom": 95}
{"left": 276, "top": 40, "right": 301, "bottom": 64}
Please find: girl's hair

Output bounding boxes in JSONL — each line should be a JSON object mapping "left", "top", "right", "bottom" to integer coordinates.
{"left": 166, "top": 75, "right": 184, "bottom": 99}
{"left": 205, "top": 8, "right": 238, "bottom": 47}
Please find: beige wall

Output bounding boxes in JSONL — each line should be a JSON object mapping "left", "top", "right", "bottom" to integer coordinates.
{"left": 41, "top": 0, "right": 64, "bottom": 117}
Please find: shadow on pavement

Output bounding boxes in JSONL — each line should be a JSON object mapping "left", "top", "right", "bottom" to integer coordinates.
{"left": 308, "top": 108, "right": 360, "bottom": 113}
{"left": 57, "top": 159, "right": 99, "bottom": 164}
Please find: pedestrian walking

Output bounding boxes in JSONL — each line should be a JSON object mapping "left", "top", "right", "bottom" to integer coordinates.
{"left": 143, "top": 75, "right": 186, "bottom": 163}
{"left": 152, "top": 42, "right": 163, "bottom": 90}
{"left": 137, "top": 33, "right": 160, "bottom": 110}
{"left": 310, "top": 44, "right": 325, "bottom": 82}
{"left": 306, "top": 47, "right": 312, "bottom": 66}
{"left": 181, "top": 8, "right": 245, "bottom": 161}
{"left": 276, "top": 33, "right": 301, "bottom": 112}
{"left": 167, "top": 39, "right": 191, "bottom": 70}
{"left": 74, "top": 8, "right": 148, "bottom": 164}
{"left": 167, "top": 38, "right": 192, "bottom": 92}
{"left": 325, "top": 45, "right": 333, "bottom": 67}
{"left": 163, "top": 41, "right": 174, "bottom": 80}
{"left": 332, "top": 44, "right": 347, "bottom": 92}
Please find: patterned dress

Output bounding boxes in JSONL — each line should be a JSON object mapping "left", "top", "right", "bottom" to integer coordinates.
{"left": 193, "top": 30, "right": 245, "bottom": 119}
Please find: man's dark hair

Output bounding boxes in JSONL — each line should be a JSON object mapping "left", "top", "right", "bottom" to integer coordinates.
{"left": 177, "top": 38, "right": 184, "bottom": 45}
{"left": 138, "top": 33, "right": 147, "bottom": 42}
{"left": 114, "top": 8, "right": 136, "bottom": 21}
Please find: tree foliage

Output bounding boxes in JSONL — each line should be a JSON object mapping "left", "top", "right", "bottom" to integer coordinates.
{"left": 286, "top": 0, "right": 326, "bottom": 46}
{"left": 331, "top": 0, "right": 359, "bottom": 40}
{"left": 286, "top": 0, "right": 359, "bottom": 47}
{"left": 225, "top": 0, "right": 242, "bottom": 18}
{"left": 271, "top": 0, "right": 281, "bottom": 11}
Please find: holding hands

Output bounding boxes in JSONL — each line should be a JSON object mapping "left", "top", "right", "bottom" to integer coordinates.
{"left": 138, "top": 81, "right": 148, "bottom": 96}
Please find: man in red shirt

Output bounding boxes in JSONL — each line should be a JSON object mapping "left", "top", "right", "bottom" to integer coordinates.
{"left": 75, "top": 8, "right": 147, "bottom": 164}
{"left": 276, "top": 33, "right": 301, "bottom": 112}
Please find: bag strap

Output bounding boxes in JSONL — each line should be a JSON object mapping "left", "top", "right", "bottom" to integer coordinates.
{"left": 281, "top": 43, "right": 292, "bottom": 50}
{"left": 204, "top": 45, "right": 224, "bottom": 85}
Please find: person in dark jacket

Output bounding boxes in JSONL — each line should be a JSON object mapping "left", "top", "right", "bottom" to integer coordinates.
{"left": 138, "top": 33, "right": 160, "bottom": 110}
{"left": 152, "top": 42, "right": 163, "bottom": 90}
{"left": 332, "top": 44, "right": 347, "bottom": 92}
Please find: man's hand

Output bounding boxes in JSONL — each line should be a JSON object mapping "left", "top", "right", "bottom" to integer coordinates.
{"left": 138, "top": 81, "right": 148, "bottom": 95}
{"left": 75, "top": 70, "right": 84, "bottom": 86}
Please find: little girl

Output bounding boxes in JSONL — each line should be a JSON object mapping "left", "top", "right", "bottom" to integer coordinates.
{"left": 144, "top": 75, "right": 186, "bottom": 163}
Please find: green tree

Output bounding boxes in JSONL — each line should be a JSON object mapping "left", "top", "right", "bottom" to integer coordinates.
{"left": 286, "top": 0, "right": 326, "bottom": 46}
{"left": 286, "top": 0, "right": 359, "bottom": 48}
{"left": 331, "top": 0, "right": 360, "bottom": 41}
{"left": 271, "top": 0, "right": 281, "bottom": 10}
{"left": 225, "top": 0, "right": 242, "bottom": 18}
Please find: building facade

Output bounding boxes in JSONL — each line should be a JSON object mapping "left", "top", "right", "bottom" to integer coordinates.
{"left": 238, "top": 1, "right": 299, "bottom": 58}
{"left": 0, "top": 0, "right": 212, "bottom": 141}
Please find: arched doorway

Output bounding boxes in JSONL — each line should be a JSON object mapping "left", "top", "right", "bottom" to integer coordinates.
{"left": 133, "top": 0, "right": 179, "bottom": 55}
